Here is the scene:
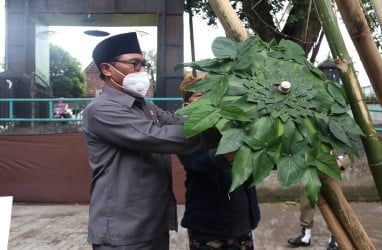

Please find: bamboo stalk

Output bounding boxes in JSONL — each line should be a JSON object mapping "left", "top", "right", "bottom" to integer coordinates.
{"left": 208, "top": 0, "right": 248, "bottom": 42}
{"left": 320, "top": 175, "right": 376, "bottom": 249}
{"left": 313, "top": 0, "right": 382, "bottom": 201}
{"left": 317, "top": 193, "right": 354, "bottom": 249}
{"left": 335, "top": 0, "right": 382, "bottom": 105}
{"left": 333, "top": 1, "right": 382, "bottom": 198}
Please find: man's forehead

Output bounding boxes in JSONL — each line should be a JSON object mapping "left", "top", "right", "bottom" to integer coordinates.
{"left": 118, "top": 53, "right": 144, "bottom": 60}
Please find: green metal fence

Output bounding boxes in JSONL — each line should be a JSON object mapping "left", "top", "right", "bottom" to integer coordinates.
{"left": 0, "top": 97, "right": 183, "bottom": 133}
{"left": 0, "top": 97, "right": 183, "bottom": 122}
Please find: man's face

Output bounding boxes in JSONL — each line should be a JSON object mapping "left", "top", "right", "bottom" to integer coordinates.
{"left": 101, "top": 53, "right": 148, "bottom": 83}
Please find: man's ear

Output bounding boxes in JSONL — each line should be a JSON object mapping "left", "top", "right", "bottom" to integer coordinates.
{"left": 100, "top": 63, "right": 112, "bottom": 77}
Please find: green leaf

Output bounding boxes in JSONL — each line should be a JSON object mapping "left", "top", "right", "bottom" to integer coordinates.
{"left": 302, "top": 168, "right": 321, "bottom": 207}
{"left": 174, "top": 58, "right": 232, "bottom": 74}
{"left": 219, "top": 106, "right": 252, "bottom": 122}
{"left": 327, "top": 82, "right": 347, "bottom": 107}
{"left": 268, "top": 39, "right": 306, "bottom": 64}
{"left": 216, "top": 128, "right": 245, "bottom": 155}
{"left": 238, "top": 35, "right": 265, "bottom": 54}
{"left": 330, "top": 103, "right": 349, "bottom": 115}
{"left": 283, "top": 119, "right": 302, "bottom": 142}
{"left": 318, "top": 133, "right": 359, "bottom": 156}
{"left": 281, "top": 137, "right": 307, "bottom": 157}
{"left": 251, "top": 149, "right": 275, "bottom": 186}
{"left": 215, "top": 118, "right": 233, "bottom": 133}
{"left": 249, "top": 116, "right": 273, "bottom": 140}
{"left": 305, "top": 60, "right": 326, "bottom": 80}
{"left": 226, "top": 75, "right": 251, "bottom": 96}
{"left": 331, "top": 114, "right": 364, "bottom": 136}
{"left": 184, "top": 106, "right": 221, "bottom": 137}
{"left": 232, "top": 50, "right": 267, "bottom": 72}
{"left": 212, "top": 37, "right": 239, "bottom": 58}
{"left": 230, "top": 146, "right": 254, "bottom": 191}
{"left": 310, "top": 151, "right": 341, "bottom": 180}
{"left": 210, "top": 76, "right": 228, "bottom": 106}
{"left": 243, "top": 137, "right": 264, "bottom": 151}
{"left": 175, "top": 98, "right": 211, "bottom": 116}
{"left": 328, "top": 118, "right": 351, "bottom": 145}
{"left": 277, "top": 153, "right": 306, "bottom": 187}
{"left": 296, "top": 118, "right": 318, "bottom": 146}
{"left": 278, "top": 39, "right": 306, "bottom": 58}
{"left": 182, "top": 75, "right": 217, "bottom": 93}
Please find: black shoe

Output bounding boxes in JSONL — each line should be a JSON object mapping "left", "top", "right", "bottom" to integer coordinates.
{"left": 327, "top": 236, "right": 339, "bottom": 250}
{"left": 287, "top": 228, "right": 311, "bottom": 247}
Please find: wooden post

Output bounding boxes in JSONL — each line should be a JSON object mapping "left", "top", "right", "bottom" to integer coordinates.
{"left": 208, "top": 0, "right": 248, "bottom": 42}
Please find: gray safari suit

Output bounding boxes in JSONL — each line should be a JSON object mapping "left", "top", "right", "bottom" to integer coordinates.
{"left": 82, "top": 86, "right": 210, "bottom": 246}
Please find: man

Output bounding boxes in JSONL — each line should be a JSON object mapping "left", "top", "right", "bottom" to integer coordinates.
{"left": 82, "top": 32, "right": 218, "bottom": 250}
{"left": 287, "top": 191, "right": 339, "bottom": 249}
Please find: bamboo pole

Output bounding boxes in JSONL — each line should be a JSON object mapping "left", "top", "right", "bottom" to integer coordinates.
{"left": 320, "top": 175, "right": 376, "bottom": 249}
{"left": 316, "top": 193, "right": 354, "bottom": 249}
{"left": 314, "top": 0, "right": 382, "bottom": 201}
{"left": 313, "top": 0, "right": 380, "bottom": 248}
{"left": 335, "top": 0, "right": 382, "bottom": 105}
{"left": 208, "top": 0, "right": 248, "bottom": 42}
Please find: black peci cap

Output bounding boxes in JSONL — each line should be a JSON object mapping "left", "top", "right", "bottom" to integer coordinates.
{"left": 92, "top": 32, "right": 142, "bottom": 69}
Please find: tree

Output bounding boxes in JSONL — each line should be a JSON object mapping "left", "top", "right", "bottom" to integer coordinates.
{"left": 49, "top": 44, "right": 86, "bottom": 98}
{"left": 363, "top": 0, "right": 382, "bottom": 49}
{"left": 185, "top": 0, "right": 382, "bottom": 58}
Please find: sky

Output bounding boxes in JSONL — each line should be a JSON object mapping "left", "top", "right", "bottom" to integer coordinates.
{"left": 0, "top": 0, "right": 371, "bottom": 87}
{"left": 46, "top": 15, "right": 227, "bottom": 70}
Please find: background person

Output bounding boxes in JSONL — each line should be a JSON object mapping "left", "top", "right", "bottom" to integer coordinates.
{"left": 82, "top": 33, "right": 219, "bottom": 250}
{"left": 53, "top": 98, "right": 71, "bottom": 118}
{"left": 178, "top": 72, "right": 261, "bottom": 250}
{"left": 287, "top": 152, "right": 352, "bottom": 250}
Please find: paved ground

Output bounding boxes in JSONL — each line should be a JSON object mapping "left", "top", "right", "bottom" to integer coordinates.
{"left": 5, "top": 137, "right": 382, "bottom": 249}
{"left": 7, "top": 202, "right": 382, "bottom": 250}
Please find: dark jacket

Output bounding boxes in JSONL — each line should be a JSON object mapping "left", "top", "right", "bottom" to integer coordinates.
{"left": 178, "top": 148, "right": 261, "bottom": 238}
{"left": 82, "top": 86, "right": 214, "bottom": 246}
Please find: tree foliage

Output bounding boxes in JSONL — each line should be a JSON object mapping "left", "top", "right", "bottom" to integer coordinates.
{"left": 361, "top": 0, "right": 382, "bottom": 49}
{"left": 185, "top": 0, "right": 382, "bottom": 57}
{"left": 49, "top": 44, "right": 86, "bottom": 98}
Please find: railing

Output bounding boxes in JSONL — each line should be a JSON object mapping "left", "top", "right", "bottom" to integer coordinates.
{"left": 0, "top": 97, "right": 183, "bottom": 122}
{"left": 0, "top": 97, "right": 183, "bottom": 133}
{"left": 0, "top": 98, "right": 381, "bottom": 132}
{"left": 0, "top": 98, "right": 92, "bottom": 122}
{"left": 368, "top": 107, "right": 382, "bottom": 132}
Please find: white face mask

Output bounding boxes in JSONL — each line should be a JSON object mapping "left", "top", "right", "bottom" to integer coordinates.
{"left": 110, "top": 65, "right": 151, "bottom": 97}
{"left": 122, "top": 72, "right": 151, "bottom": 97}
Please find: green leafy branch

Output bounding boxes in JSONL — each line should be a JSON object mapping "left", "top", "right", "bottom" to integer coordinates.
{"left": 175, "top": 35, "right": 364, "bottom": 206}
